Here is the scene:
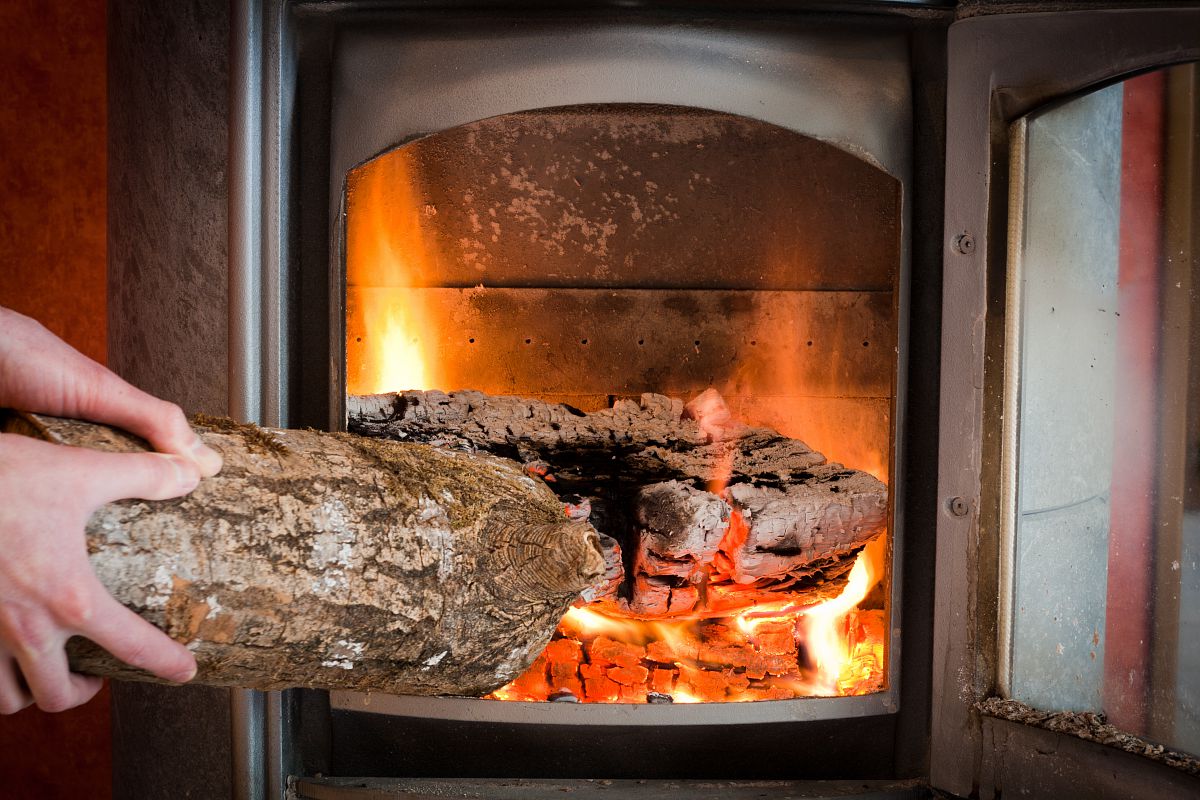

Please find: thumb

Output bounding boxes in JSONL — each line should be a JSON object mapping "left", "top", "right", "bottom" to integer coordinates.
{"left": 72, "top": 448, "right": 204, "bottom": 508}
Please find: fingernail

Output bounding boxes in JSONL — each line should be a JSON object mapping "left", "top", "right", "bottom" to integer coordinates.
{"left": 159, "top": 454, "right": 200, "bottom": 493}
{"left": 188, "top": 436, "right": 223, "bottom": 477}
{"left": 174, "top": 661, "right": 198, "bottom": 683}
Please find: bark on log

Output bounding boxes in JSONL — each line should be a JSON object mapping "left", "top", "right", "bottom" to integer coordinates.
{"left": 5, "top": 412, "right": 605, "bottom": 697}
{"left": 349, "top": 389, "right": 888, "bottom": 616}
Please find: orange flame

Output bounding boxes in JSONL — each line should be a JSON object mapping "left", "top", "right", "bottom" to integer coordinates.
{"left": 796, "top": 534, "right": 887, "bottom": 693}
{"left": 350, "top": 291, "right": 433, "bottom": 392}
{"left": 491, "top": 539, "right": 887, "bottom": 704}
{"left": 346, "top": 147, "right": 441, "bottom": 394}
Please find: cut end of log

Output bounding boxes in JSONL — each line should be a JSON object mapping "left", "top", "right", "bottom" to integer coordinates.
{"left": 485, "top": 506, "right": 607, "bottom": 600}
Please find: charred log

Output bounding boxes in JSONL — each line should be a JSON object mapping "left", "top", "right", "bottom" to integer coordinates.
{"left": 5, "top": 412, "right": 605, "bottom": 697}
{"left": 349, "top": 389, "right": 888, "bottom": 615}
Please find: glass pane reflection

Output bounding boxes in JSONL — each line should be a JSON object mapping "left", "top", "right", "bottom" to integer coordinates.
{"left": 1007, "top": 63, "right": 1200, "bottom": 757}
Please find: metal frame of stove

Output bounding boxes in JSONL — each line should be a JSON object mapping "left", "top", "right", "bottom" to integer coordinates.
{"left": 933, "top": 8, "right": 1200, "bottom": 799}
{"left": 247, "top": 4, "right": 941, "bottom": 794}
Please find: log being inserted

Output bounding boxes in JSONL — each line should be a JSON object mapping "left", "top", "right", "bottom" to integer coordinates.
{"left": 4, "top": 412, "right": 605, "bottom": 697}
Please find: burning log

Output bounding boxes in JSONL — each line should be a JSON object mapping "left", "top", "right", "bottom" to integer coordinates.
{"left": 630, "top": 481, "right": 727, "bottom": 615}
{"left": 349, "top": 389, "right": 888, "bottom": 615}
{"left": 4, "top": 412, "right": 605, "bottom": 697}
{"left": 635, "top": 481, "right": 728, "bottom": 582}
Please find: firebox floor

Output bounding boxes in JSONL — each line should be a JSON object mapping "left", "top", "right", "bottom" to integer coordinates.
{"left": 290, "top": 777, "right": 930, "bottom": 800}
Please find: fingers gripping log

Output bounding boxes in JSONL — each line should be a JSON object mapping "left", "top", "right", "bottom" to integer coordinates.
{"left": 7, "top": 413, "right": 606, "bottom": 697}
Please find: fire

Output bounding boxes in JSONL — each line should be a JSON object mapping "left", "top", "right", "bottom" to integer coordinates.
{"left": 490, "top": 539, "right": 887, "bottom": 704}
{"left": 796, "top": 534, "right": 886, "bottom": 694}
{"left": 491, "top": 392, "right": 888, "bottom": 704}
{"left": 345, "top": 146, "right": 441, "bottom": 395}
{"left": 352, "top": 291, "right": 433, "bottom": 392}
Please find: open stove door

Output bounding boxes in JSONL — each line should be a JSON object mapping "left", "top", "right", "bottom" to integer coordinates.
{"left": 933, "top": 7, "right": 1200, "bottom": 800}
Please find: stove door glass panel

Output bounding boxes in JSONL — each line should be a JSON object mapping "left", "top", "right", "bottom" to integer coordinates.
{"left": 1006, "top": 63, "right": 1200, "bottom": 757}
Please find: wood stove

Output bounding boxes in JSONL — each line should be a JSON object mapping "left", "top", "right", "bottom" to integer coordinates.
{"left": 104, "top": 2, "right": 1200, "bottom": 799}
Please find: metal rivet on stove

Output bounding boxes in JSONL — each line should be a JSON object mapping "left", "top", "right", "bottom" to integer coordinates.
{"left": 948, "top": 496, "right": 970, "bottom": 517}
{"left": 954, "top": 233, "right": 976, "bottom": 255}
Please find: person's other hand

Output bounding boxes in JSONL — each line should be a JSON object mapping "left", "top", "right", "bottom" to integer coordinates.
{"left": 0, "top": 307, "right": 222, "bottom": 474}
{"left": 0, "top": 307, "right": 222, "bottom": 713}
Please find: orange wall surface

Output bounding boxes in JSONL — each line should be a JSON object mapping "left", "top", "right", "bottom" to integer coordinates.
{"left": 0, "top": 1, "right": 111, "bottom": 798}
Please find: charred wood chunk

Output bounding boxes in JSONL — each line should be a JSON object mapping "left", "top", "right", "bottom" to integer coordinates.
{"left": 6, "top": 412, "right": 605, "bottom": 697}
{"left": 728, "top": 466, "right": 889, "bottom": 581}
{"left": 348, "top": 389, "right": 697, "bottom": 459}
{"left": 627, "top": 481, "right": 728, "bottom": 615}
{"left": 634, "top": 481, "right": 729, "bottom": 581}
{"left": 349, "top": 388, "right": 889, "bottom": 614}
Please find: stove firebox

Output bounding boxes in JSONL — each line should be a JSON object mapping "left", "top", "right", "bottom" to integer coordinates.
{"left": 341, "top": 103, "right": 899, "bottom": 707}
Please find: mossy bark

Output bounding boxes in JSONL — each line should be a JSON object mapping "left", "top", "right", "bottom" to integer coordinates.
{"left": 7, "top": 412, "right": 605, "bottom": 697}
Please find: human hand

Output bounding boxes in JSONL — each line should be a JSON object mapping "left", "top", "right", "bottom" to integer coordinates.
{"left": 0, "top": 307, "right": 222, "bottom": 713}
{"left": 0, "top": 307, "right": 222, "bottom": 472}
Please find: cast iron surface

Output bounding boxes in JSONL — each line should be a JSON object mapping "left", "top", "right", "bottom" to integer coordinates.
{"left": 345, "top": 288, "right": 896, "bottom": 406}
{"left": 328, "top": 710, "right": 899, "bottom": 780}
{"left": 973, "top": 715, "right": 1200, "bottom": 798}
{"left": 329, "top": 689, "right": 897, "bottom": 727}
{"left": 344, "top": 105, "right": 900, "bottom": 291}
{"left": 329, "top": 21, "right": 913, "bottom": 216}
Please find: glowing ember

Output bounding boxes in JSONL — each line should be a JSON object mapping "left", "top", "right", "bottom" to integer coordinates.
{"left": 490, "top": 536, "right": 887, "bottom": 704}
